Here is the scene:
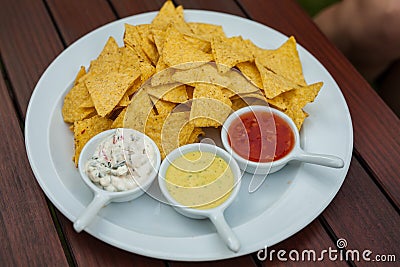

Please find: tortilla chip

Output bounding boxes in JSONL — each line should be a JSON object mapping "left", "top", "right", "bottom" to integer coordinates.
{"left": 190, "top": 83, "right": 232, "bottom": 127}
{"left": 146, "top": 83, "right": 188, "bottom": 103}
{"left": 150, "top": 96, "right": 177, "bottom": 115}
{"left": 188, "top": 23, "right": 225, "bottom": 42}
{"left": 183, "top": 35, "right": 211, "bottom": 53}
{"left": 124, "top": 24, "right": 152, "bottom": 64}
{"left": 162, "top": 26, "right": 213, "bottom": 68}
{"left": 136, "top": 24, "right": 159, "bottom": 64}
{"left": 117, "top": 93, "right": 130, "bottom": 107}
{"left": 62, "top": 82, "right": 96, "bottom": 123}
{"left": 211, "top": 36, "right": 253, "bottom": 73}
{"left": 118, "top": 47, "right": 141, "bottom": 75}
{"left": 123, "top": 89, "right": 155, "bottom": 133}
{"left": 236, "top": 61, "right": 263, "bottom": 88}
{"left": 224, "top": 68, "right": 260, "bottom": 95}
{"left": 73, "top": 115, "right": 112, "bottom": 166}
{"left": 79, "top": 96, "right": 94, "bottom": 108}
{"left": 151, "top": 0, "right": 191, "bottom": 34}
{"left": 244, "top": 39, "right": 264, "bottom": 59}
{"left": 158, "top": 112, "right": 194, "bottom": 156}
{"left": 255, "top": 58, "right": 299, "bottom": 99}
{"left": 256, "top": 36, "right": 307, "bottom": 86}
{"left": 231, "top": 97, "right": 248, "bottom": 111}
{"left": 90, "top": 37, "right": 121, "bottom": 74}
{"left": 85, "top": 71, "right": 138, "bottom": 117}
{"left": 74, "top": 66, "right": 87, "bottom": 85}
{"left": 152, "top": 28, "right": 167, "bottom": 53}
{"left": 151, "top": 66, "right": 176, "bottom": 86}
{"left": 268, "top": 82, "right": 323, "bottom": 129}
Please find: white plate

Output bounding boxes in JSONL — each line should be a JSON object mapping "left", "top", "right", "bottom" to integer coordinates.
{"left": 25, "top": 10, "right": 353, "bottom": 261}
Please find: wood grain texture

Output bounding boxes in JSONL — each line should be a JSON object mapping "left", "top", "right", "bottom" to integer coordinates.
{"left": 174, "top": 0, "right": 245, "bottom": 17}
{"left": 59, "top": 216, "right": 165, "bottom": 267}
{"left": 322, "top": 157, "right": 400, "bottom": 266}
{"left": 170, "top": 255, "right": 257, "bottom": 267}
{"left": 0, "top": 0, "right": 64, "bottom": 117}
{"left": 0, "top": 74, "right": 67, "bottom": 266}
{"left": 237, "top": 0, "right": 400, "bottom": 209}
{"left": 46, "top": 0, "right": 116, "bottom": 44}
{"left": 109, "top": 0, "right": 167, "bottom": 18}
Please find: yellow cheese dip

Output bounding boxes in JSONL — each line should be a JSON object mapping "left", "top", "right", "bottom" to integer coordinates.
{"left": 165, "top": 151, "right": 234, "bottom": 210}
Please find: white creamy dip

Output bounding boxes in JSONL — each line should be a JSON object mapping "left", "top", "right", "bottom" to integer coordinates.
{"left": 85, "top": 129, "right": 155, "bottom": 192}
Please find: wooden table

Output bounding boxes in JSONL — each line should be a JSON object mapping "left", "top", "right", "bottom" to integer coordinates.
{"left": 1, "top": 0, "right": 399, "bottom": 266}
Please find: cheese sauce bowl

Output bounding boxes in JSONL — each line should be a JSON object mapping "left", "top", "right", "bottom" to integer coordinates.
{"left": 221, "top": 106, "right": 344, "bottom": 192}
{"left": 73, "top": 128, "right": 161, "bottom": 233}
{"left": 158, "top": 143, "right": 242, "bottom": 252}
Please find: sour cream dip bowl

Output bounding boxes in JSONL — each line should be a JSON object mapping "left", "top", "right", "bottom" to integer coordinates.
{"left": 73, "top": 128, "right": 161, "bottom": 233}
{"left": 158, "top": 143, "right": 242, "bottom": 252}
{"left": 221, "top": 105, "right": 344, "bottom": 192}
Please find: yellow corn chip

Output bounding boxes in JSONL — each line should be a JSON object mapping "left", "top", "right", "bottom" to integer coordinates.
{"left": 151, "top": 0, "right": 192, "bottom": 34}
{"left": 159, "top": 112, "right": 194, "bottom": 156}
{"left": 163, "top": 27, "right": 213, "bottom": 68}
{"left": 117, "top": 93, "right": 130, "bottom": 107}
{"left": 190, "top": 83, "right": 232, "bottom": 127}
{"left": 268, "top": 82, "right": 323, "bottom": 129}
{"left": 124, "top": 24, "right": 152, "bottom": 64}
{"left": 146, "top": 83, "right": 188, "bottom": 103}
{"left": 62, "top": 82, "right": 96, "bottom": 123}
{"left": 118, "top": 47, "right": 141, "bottom": 75}
{"left": 256, "top": 36, "right": 307, "bottom": 86}
{"left": 90, "top": 37, "right": 121, "bottom": 74}
{"left": 79, "top": 96, "right": 94, "bottom": 108}
{"left": 123, "top": 89, "right": 155, "bottom": 133}
{"left": 231, "top": 97, "right": 248, "bottom": 111}
{"left": 136, "top": 24, "right": 159, "bottom": 65}
{"left": 85, "top": 71, "right": 138, "bottom": 117}
{"left": 211, "top": 36, "right": 253, "bottom": 73}
{"left": 73, "top": 115, "right": 112, "bottom": 166}
{"left": 74, "top": 66, "right": 87, "bottom": 85}
{"left": 255, "top": 58, "right": 299, "bottom": 99}
{"left": 188, "top": 23, "right": 225, "bottom": 42}
{"left": 183, "top": 35, "right": 211, "bottom": 53}
{"left": 236, "top": 61, "right": 263, "bottom": 88}
{"left": 150, "top": 95, "right": 177, "bottom": 115}
{"left": 243, "top": 39, "right": 264, "bottom": 59}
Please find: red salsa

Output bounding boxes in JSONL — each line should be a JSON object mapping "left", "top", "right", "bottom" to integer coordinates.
{"left": 227, "top": 110, "right": 295, "bottom": 162}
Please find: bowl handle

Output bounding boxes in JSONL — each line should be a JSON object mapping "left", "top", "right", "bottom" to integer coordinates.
{"left": 294, "top": 149, "right": 344, "bottom": 168}
{"left": 73, "top": 193, "right": 110, "bottom": 233}
{"left": 209, "top": 212, "right": 241, "bottom": 252}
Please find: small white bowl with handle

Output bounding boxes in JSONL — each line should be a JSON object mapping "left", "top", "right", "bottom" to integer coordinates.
{"left": 221, "top": 106, "right": 344, "bottom": 192}
{"left": 73, "top": 128, "right": 161, "bottom": 233}
{"left": 158, "top": 143, "right": 242, "bottom": 252}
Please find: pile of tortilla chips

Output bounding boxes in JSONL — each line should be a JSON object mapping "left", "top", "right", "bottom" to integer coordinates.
{"left": 62, "top": 0, "right": 323, "bottom": 165}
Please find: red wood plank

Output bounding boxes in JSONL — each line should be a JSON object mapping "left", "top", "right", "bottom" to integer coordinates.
{"left": 237, "top": 0, "right": 400, "bottom": 208}
{"left": 170, "top": 256, "right": 257, "bottom": 267}
{"left": 322, "top": 157, "right": 399, "bottom": 266}
{"left": 174, "top": 0, "right": 245, "bottom": 17}
{"left": 0, "top": 0, "right": 64, "bottom": 117}
{"left": 109, "top": 0, "right": 167, "bottom": 18}
{"left": 46, "top": 0, "right": 116, "bottom": 44}
{"left": 59, "top": 216, "right": 164, "bottom": 267}
{"left": 0, "top": 73, "right": 68, "bottom": 266}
